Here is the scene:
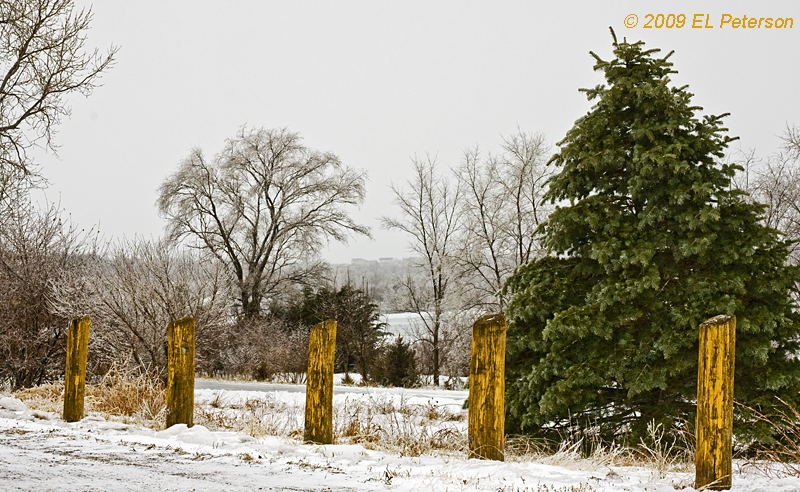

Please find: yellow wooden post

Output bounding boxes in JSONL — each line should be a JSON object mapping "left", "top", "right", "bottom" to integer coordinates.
{"left": 166, "top": 316, "right": 195, "bottom": 428}
{"left": 468, "top": 313, "right": 506, "bottom": 461}
{"left": 696, "top": 315, "right": 736, "bottom": 490}
{"left": 63, "top": 316, "right": 91, "bottom": 422}
{"left": 304, "top": 319, "right": 337, "bottom": 444}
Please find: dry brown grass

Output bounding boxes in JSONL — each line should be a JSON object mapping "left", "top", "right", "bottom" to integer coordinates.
{"left": 506, "top": 434, "right": 635, "bottom": 470}
{"left": 194, "top": 392, "right": 303, "bottom": 438}
{"left": 194, "top": 392, "right": 468, "bottom": 456}
{"left": 505, "top": 419, "right": 696, "bottom": 477}
{"left": 741, "top": 399, "right": 800, "bottom": 477}
{"left": 11, "top": 371, "right": 701, "bottom": 474}
{"left": 90, "top": 363, "right": 166, "bottom": 423}
{"left": 13, "top": 382, "right": 64, "bottom": 414}
{"left": 635, "top": 421, "right": 694, "bottom": 476}
{"left": 333, "top": 395, "right": 467, "bottom": 456}
{"left": 14, "top": 362, "right": 166, "bottom": 428}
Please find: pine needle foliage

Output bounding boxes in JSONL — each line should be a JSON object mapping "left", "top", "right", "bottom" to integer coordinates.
{"left": 374, "top": 336, "right": 419, "bottom": 388}
{"left": 503, "top": 33, "right": 800, "bottom": 443}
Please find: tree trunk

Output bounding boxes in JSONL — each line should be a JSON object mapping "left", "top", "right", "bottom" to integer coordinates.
{"left": 342, "top": 348, "right": 350, "bottom": 381}
{"left": 358, "top": 352, "right": 369, "bottom": 383}
{"left": 433, "top": 324, "right": 440, "bottom": 387}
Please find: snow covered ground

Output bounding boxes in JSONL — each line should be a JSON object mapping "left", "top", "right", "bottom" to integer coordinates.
{"left": 2, "top": 380, "right": 800, "bottom": 491}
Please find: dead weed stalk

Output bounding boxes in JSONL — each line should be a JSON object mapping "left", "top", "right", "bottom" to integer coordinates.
{"left": 14, "top": 361, "right": 166, "bottom": 427}
{"left": 741, "top": 399, "right": 800, "bottom": 477}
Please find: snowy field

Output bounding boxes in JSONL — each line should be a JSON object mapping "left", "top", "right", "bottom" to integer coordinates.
{"left": 2, "top": 379, "right": 800, "bottom": 491}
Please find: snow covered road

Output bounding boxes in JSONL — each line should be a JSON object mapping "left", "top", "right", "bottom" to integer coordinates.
{"left": 194, "top": 378, "right": 470, "bottom": 401}
{"left": 3, "top": 382, "right": 800, "bottom": 491}
{"left": 1, "top": 426, "right": 316, "bottom": 492}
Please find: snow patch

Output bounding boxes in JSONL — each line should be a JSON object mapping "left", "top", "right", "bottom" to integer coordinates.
{"left": 30, "top": 410, "right": 53, "bottom": 420}
{"left": 156, "top": 423, "right": 215, "bottom": 446}
{"left": 2, "top": 382, "right": 799, "bottom": 491}
{"left": 0, "top": 396, "right": 27, "bottom": 412}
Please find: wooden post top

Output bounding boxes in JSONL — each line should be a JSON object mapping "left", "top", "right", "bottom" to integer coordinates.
{"left": 473, "top": 314, "right": 507, "bottom": 332}
{"left": 701, "top": 314, "right": 735, "bottom": 326}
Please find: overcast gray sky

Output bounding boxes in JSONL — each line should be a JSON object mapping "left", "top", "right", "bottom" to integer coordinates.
{"left": 31, "top": 1, "right": 799, "bottom": 264}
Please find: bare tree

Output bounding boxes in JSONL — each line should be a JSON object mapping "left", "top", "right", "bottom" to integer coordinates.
{"left": 158, "top": 126, "right": 370, "bottom": 319}
{"left": 85, "top": 238, "right": 230, "bottom": 378}
{"left": 0, "top": 0, "right": 116, "bottom": 212}
{"left": 382, "top": 156, "right": 463, "bottom": 386}
{"left": 732, "top": 126, "right": 800, "bottom": 264}
{"left": 455, "top": 147, "right": 506, "bottom": 309}
{"left": 0, "top": 202, "right": 85, "bottom": 388}
{"left": 501, "top": 130, "right": 553, "bottom": 265}
{"left": 454, "top": 130, "right": 552, "bottom": 310}
{"left": 228, "top": 317, "right": 309, "bottom": 383}
{"left": 785, "top": 124, "right": 800, "bottom": 160}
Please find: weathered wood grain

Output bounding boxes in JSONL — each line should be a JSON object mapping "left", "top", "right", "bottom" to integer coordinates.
{"left": 696, "top": 314, "right": 736, "bottom": 490}
{"left": 468, "top": 313, "right": 506, "bottom": 461}
{"left": 166, "top": 316, "right": 195, "bottom": 428}
{"left": 63, "top": 317, "right": 91, "bottom": 422}
{"left": 304, "top": 320, "right": 337, "bottom": 444}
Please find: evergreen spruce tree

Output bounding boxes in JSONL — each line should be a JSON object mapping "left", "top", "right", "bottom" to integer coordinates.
{"left": 272, "top": 285, "right": 383, "bottom": 380}
{"left": 376, "top": 336, "right": 419, "bottom": 388}
{"left": 503, "top": 32, "right": 800, "bottom": 442}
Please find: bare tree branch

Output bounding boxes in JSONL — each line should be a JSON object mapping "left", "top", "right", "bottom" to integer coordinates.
{"left": 86, "top": 238, "right": 231, "bottom": 378}
{"left": 454, "top": 129, "right": 552, "bottom": 310}
{"left": 0, "top": 200, "right": 87, "bottom": 388}
{"left": 158, "top": 126, "right": 370, "bottom": 318}
{"left": 0, "top": 0, "right": 117, "bottom": 204}
{"left": 382, "top": 156, "right": 463, "bottom": 385}
{"left": 732, "top": 138, "right": 800, "bottom": 265}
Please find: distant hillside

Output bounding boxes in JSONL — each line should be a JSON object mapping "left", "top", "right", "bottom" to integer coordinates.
{"left": 328, "top": 257, "right": 423, "bottom": 313}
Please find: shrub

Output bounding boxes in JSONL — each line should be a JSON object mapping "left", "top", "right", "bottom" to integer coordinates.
{"left": 373, "top": 336, "right": 418, "bottom": 388}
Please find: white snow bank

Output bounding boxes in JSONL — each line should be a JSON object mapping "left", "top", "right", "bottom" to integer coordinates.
{"left": 2, "top": 384, "right": 800, "bottom": 491}
{"left": 0, "top": 396, "right": 27, "bottom": 412}
{"left": 0, "top": 396, "right": 55, "bottom": 422}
